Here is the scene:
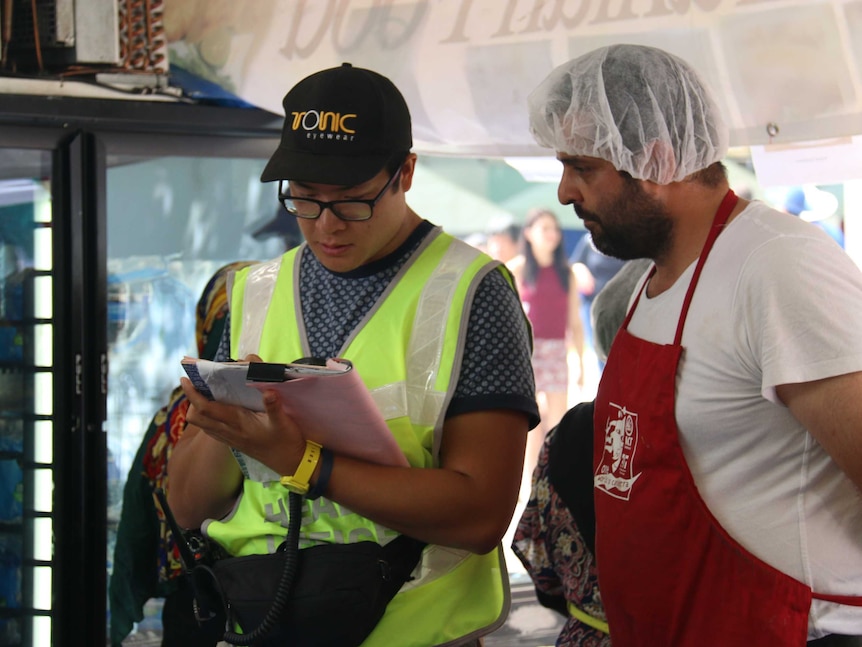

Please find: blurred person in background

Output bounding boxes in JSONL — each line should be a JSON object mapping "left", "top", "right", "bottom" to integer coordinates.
{"left": 779, "top": 185, "right": 844, "bottom": 248}
{"left": 486, "top": 221, "right": 522, "bottom": 264}
{"left": 569, "top": 232, "right": 625, "bottom": 373}
{"left": 508, "top": 207, "right": 586, "bottom": 495}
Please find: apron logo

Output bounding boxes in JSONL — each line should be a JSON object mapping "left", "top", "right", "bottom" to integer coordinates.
{"left": 595, "top": 403, "right": 642, "bottom": 500}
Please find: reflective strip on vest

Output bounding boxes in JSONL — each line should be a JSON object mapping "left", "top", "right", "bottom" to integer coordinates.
{"left": 235, "top": 255, "right": 287, "bottom": 359}
{"left": 373, "top": 236, "right": 489, "bottom": 431}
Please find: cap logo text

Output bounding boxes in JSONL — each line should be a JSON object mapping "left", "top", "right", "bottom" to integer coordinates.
{"left": 291, "top": 110, "right": 356, "bottom": 135}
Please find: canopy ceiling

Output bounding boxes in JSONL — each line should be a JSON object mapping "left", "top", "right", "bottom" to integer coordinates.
{"left": 165, "top": 0, "right": 862, "bottom": 157}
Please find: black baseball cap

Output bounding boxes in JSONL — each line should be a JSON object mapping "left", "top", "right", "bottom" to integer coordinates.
{"left": 261, "top": 62, "right": 413, "bottom": 186}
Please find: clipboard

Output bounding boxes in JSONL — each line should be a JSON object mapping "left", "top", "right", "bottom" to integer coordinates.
{"left": 182, "top": 357, "right": 409, "bottom": 482}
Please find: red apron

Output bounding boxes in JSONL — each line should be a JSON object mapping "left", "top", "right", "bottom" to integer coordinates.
{"left": 593, "top": 190, "right": 862, "bottom": 646}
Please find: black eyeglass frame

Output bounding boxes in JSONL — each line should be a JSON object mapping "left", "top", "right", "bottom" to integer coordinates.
{"left": 277, "top": 168, "right": 403, "bottom": 222}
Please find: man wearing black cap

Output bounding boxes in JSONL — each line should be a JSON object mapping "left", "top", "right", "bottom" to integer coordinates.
{"left": 168, "top": 63, "right": 539, "bottom": 646}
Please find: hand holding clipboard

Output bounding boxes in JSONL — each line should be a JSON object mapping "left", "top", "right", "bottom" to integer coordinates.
{"left": 181, "top": 357, "right": 408, "bottom": 482}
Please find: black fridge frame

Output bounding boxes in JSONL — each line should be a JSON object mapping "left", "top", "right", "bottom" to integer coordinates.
{"left": 0, "top": 94, "right": 282, "bottom": 647}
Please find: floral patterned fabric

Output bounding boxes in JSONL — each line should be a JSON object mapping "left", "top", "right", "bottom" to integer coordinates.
{"left": 512, "top": 425, "right": 610, "bottom": 646}
{"left": 142, "top": 385, "right": 191, "bottom": 583}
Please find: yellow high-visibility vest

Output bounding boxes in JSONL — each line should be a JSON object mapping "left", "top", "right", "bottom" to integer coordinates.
{"left": 206, "top": 227, "right": 515, "bottom": 646}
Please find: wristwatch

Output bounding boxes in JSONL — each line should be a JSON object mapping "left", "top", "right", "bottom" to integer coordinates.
{"left": 280, "top": 440, "right": 322, "bottom": 495}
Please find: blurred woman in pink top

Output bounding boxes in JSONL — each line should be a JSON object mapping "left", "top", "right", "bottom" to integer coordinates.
{"left": 508, "top": 208, "right": 585, "bottom": 485}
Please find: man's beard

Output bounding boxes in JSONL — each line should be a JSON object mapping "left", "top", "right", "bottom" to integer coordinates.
{"left": 576, "top": 178, "right": 673, "bottom": 261}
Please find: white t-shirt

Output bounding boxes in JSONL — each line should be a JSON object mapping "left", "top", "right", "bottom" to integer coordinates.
{"left": 626, "top": 200, "right": 862, "bottom": 638}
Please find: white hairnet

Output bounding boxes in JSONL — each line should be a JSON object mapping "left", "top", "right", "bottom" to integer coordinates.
{"left": 528, "top": 44, "right": 729, "bottom": 184}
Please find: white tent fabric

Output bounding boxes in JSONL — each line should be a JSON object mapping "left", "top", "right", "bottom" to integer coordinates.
{"left": 165, "top": 0, "right": 862, "bottom": 156}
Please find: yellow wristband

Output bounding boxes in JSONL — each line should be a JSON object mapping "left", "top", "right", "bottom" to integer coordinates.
{"left": 280, "top": 440, "right": 322, "bottom": 495}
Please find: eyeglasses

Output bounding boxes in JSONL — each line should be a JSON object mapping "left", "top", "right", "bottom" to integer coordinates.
{"left": 278, "top": 169, "right": 402, "bottom": 222}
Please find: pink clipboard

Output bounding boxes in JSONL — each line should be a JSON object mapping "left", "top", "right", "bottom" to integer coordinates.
{"left": 182, "top": 357, "right": 408, "bottom": 482}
